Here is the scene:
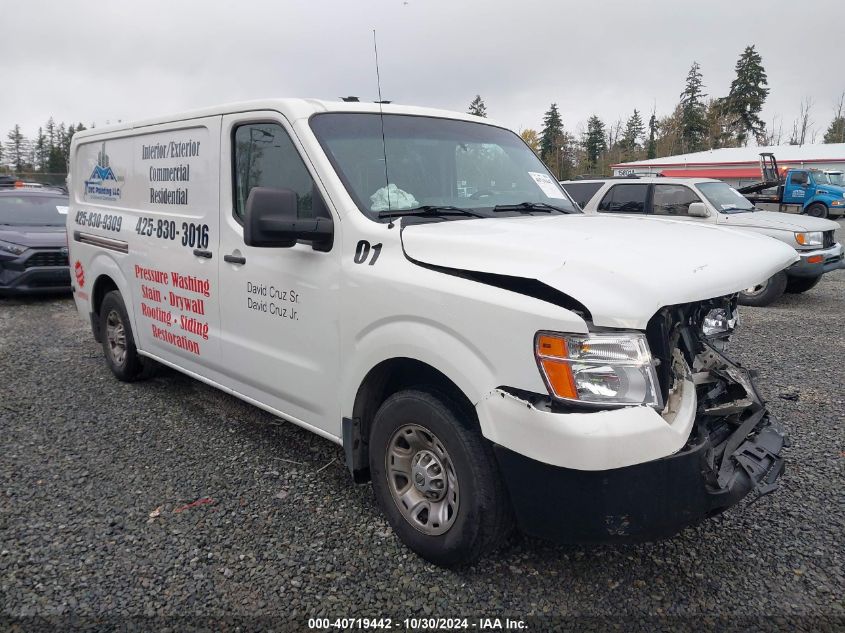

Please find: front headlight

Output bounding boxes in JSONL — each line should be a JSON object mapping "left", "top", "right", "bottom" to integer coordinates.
{"left": 795, "top": 231, "right": 823, "bottom": 247}
{"left": 831, "top": 200, "right": 844, "bottom": 207}
{"left": 535, "top": 331, "right": 663, "bottom": 409}
{"left": 0, "top": 238, "right": 28, "bottom": 255}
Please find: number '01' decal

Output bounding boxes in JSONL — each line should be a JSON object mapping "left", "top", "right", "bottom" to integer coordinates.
{"left": 354, "top": 240, "right": 382, "bottom": 265}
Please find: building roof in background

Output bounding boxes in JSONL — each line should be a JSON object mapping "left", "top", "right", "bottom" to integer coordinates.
{"left": 613, "top": 143, "right": 845, "bottom": 168}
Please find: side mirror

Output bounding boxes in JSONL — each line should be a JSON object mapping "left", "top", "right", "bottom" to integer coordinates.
{"left": 688, "top": 202, "right": 709, "bottom": 218}
{"left": 243, "top": 187, "right": 333, "bottom": 252}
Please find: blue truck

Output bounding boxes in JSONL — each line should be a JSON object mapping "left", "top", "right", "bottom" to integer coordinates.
{"left": 739, "top": 153, "right": 845, "bottom": 218}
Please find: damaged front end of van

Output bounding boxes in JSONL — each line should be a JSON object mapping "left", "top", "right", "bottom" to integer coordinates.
{"left": 487, "top": 297, "right": 787, "bottom": 543}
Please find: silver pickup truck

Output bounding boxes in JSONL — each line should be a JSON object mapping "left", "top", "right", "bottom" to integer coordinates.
{"left": 562, "top": 177, "right": 844, "bottom": 306}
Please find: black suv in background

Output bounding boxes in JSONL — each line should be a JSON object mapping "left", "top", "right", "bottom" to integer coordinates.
{"left": 0, "top": 189, "right": 72, "bottom": 295}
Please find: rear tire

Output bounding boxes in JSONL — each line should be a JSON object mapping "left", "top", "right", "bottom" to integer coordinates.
{"left": 738, "top": 271, "right": 788, "bottom": 307}
{"left": 805, "top": 203, "right": 828, "bottom": 218}
{"left": 99, "top": 290, "right": 155, "bottom": 381}
{"left": 369, "top": 389, "right": 512, "bottom": 567}
{"left": 785, "top": 275, "right": 823, "bottom": 294}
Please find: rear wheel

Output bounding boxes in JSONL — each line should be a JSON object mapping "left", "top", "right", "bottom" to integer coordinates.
{"left": 785, "top": 275, "right": 823, "bottom": 294}
{"left": 99, "top": 290, "right": 155, "bottom": 381}
{"left": 805, "top": 203, "right": 828, "bottom": 218}
{"left": 369, "top": 389, "right": 512, "bottom": 567}
{"left": 738, "top": 271, "right": 788, "bottom": 307}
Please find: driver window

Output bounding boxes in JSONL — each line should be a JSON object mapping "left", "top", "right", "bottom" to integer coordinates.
{"left": 652, "top": 185, "right": 701, "bottom": 216}
{"left": 233, "top": 123, "right": 319, "bottom": 220}
{"left": 790, "top": 171, "right": 808, "bottom": 186}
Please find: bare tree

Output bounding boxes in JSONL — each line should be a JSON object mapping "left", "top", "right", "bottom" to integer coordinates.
{"left": 764, "top": 115, "right": 783, "bottom": 146}
{"left": 789, "top": 97, "right": 814, "bottom": 146}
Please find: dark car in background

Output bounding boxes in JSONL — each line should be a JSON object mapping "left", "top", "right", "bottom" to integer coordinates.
{"left": 0, "top": 190, "right": 72, "bottom": 295}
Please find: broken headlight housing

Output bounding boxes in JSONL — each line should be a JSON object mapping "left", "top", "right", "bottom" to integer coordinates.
{"left": 701, "top": 305, "right": 739, "bottom": 351}
{"left": 535, "top": 332, "right": 663, "bottom": 409}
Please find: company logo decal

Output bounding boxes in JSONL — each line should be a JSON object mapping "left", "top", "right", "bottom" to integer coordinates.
{"left": 84, "top": 142, "right": 123, "bottom": 201}
{"left": 74, "top": 260, "right": 85, "bottom": 287}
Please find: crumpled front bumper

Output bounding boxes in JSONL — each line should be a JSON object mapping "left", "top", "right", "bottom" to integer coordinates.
{"left": 492, "top": 343, "right": 788, "bottom": 544}
{"left": 494, "top": 410, "right": 786, "bottom": 543}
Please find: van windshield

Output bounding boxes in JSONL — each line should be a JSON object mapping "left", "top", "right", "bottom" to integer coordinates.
{"left": 697, "top": 182, "right": 755, "bottom": 213}
{"left": 827, "top": 172, "right": 845, "bottom": 186}
{"left": 310, "top": 113, "right": 578, "bottom": 221}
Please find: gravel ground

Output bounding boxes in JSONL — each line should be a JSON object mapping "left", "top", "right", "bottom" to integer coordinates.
{"left": 1, "top": 222, "right": 843, "bottom": 631}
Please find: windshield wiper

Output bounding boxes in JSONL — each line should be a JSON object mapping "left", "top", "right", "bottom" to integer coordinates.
{"left": 492, "top": 202, "right": 575, "bottom": 214}
{"left": 377, "top": 205, "right": 485, "bottom": 220}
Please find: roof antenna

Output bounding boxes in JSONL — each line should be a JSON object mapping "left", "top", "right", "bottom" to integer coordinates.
{"left": 373, "top": 28, "right": 394, "bottom": 227}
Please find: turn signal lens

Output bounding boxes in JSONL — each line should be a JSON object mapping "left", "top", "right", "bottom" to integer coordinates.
{"left": 795, "top": 231, "right": 823, "bottom": 247}
{"left": 535, "top": 331, "right": 663, "bottom": 408}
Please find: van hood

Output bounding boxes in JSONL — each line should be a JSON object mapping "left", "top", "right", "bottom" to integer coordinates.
{"left": 716, "top": 210, "right": 839, "bottom": 232}
{"left": 0, "top": 225, "right": 67, "bottom": 249}
{"left": 401, "top": 214, "right": 798, "bottom": 329}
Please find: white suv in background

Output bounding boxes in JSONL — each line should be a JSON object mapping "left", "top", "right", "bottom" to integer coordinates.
{"left": 562, "top": 177, "right": 844, "bottom": 306}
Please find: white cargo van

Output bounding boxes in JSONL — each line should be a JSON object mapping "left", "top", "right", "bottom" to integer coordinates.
{"left": 68, "top": 99, "right": 797, "bottom": 566}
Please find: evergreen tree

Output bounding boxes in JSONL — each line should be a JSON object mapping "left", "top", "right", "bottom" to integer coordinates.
{"left": 539, "top": 103, "right": 564, "bottom": 166}
{"left": 467, "top": 95, "right": 487, "bottom": 118}
{"left": 47, "top": 123, "right": 68, "bottom": 174}
{"left": 622, "top": 109, "right": 645, "bottom": 158}
{"left": 647, "top": 112, "right": 658, "bottom": 159}
{"left": 824, "top": 117, "right": 845, "bottom": 144}
{"left": 679, "top": 62, "right": 708, "bottom": 152}
{"left": 5, "top": 124, "right": 28, "bottom": 173}
{"left": 824, "top": 94, "right": 845, "bottom": 144}
{"left": 34, "top": 127, "right": 48, "bottom": 171}
{"left": 583, "top": 115, "right": 607, "bottom": 171}
{"left": 45, "top": 117, "right": 57, "bottom": 149}
{"left": 720, "top": 45, "right": 769, "bottom": 145}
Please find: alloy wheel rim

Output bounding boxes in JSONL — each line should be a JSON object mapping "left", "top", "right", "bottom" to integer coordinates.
{"left": 105, "top": 309, "right": 127, "bottom": 366}
{"left": 385, "top": 423, "right": 459, "bottom": 536}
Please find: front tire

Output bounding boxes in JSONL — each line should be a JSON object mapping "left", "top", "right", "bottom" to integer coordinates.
{"left": 785, "top": 275, "right": 823, "bottom": 294}
{"left": 738, "top": 271, "right": 788, "bottom": 307}
{"left": 805, "top": 203, "right": 828, "bottom": 218}
{"left": 369, "top": 389, "right": 512, "bottom": 567}
{"left": 99, "top": 290, "right": 155, "bottom": 381}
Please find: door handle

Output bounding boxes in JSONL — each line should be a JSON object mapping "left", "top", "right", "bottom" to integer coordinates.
{"left": 224, "top": 254, "right": 247, "bottom": 265}
{"left": 193, "top": 249, "right": 213, "bottom": 259}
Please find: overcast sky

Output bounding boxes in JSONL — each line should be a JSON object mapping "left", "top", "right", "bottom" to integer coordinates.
{"left": 3, "top": 0, "right": 844, "bottom": 142}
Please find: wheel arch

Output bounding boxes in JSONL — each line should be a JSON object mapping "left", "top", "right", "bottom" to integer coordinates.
{"left": 86, "top": 255, "right": 137, "bottom": 343}
{"left": 805, "top": 201, "right": 829, "bottom": 217}
{"left": 343, "top": 357, "right": 480, "bottom": 483}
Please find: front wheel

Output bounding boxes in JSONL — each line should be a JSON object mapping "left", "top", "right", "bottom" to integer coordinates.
{"left": 369, "top": 389, "right": 512, "bottom": 567}
{"left": 805, "top": 203, "right": 828, "bottom": 218}
{"left": 785, "top": 275, "right": 823, "bottom": 294}
{"left": 738, "top": 271, "right": 788, "bottom": 307}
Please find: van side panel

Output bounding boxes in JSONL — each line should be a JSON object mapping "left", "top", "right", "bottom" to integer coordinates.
{"left": 71, "top": 117, "right": 223, "bottom": 377}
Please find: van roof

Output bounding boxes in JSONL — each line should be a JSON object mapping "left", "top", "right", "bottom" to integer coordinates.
{"left": 72, "top": 98, "right": 494, "bottom": 141}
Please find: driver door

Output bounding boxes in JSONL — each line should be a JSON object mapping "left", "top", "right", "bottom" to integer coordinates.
{"left": 217, "top": 113, "right": 341, "bottom": 434}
